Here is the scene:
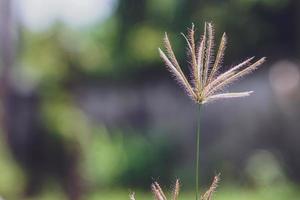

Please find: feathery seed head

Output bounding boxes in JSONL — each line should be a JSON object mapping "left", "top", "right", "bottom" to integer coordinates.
{"left": 159, "top": 22, "right": 266, "bottom": 104}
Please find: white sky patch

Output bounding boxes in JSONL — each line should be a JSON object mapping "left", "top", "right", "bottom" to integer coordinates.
{"left": 17, "top": 0, "right": 117, "bottom": 31}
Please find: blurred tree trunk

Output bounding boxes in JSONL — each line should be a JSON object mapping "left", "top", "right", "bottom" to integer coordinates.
{"left": 0, "top": 0, "right": 14, "bottom": 85}
{"left": 0, "top": 1, "right": 82, "bottom": 200}
{"left": 295, "top": 0, "right": 300, "bottom": 56}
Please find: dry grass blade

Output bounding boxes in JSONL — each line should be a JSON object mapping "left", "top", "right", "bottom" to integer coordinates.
{"left": 158, "top": 48, "right": 196, "bottom": 99}
{"left": 201, "top": 174, "right": 220, "bottom": 200}
{"left": 152, "top": 182, "right": 167, "bottom": 200}
{"left": 172, "top": 179, "right": 180, "bottom": 200}
{"left": 155, "top": 182, "right": 168, "bottom": 200}
{"left": 225, "top": 57, "right": 266, "bottom": 82}
{"left": 208, "top": 57, "right": 266, "bottom": 96}
{"left": 216, "top": 56, "right": 255, "bottom": 80}
{"left": 181, "top": 33, "right": 193, "bottom": 54}
{"left": 151, "top": 185, "right": 165, "bottom": 200}
{"left": 208, "top": 33, "right": 227, "bottom": 83}
{"left": 187, "top": 24, "right": 198, "bottom": 83}
{"left": 163, "top": 33, "right": 181, "bottom": 71}
{"left": 163, "top": 34, "right": 195, "bottom": 97}
{"left": 205, "top": 91, "right": 253, "bottom": 103}
{"left": 203, "top": 57, "right": 255, "bottom": 96}
{"left": 203, "top": 23, "right": 214, "bottom": 85}
{"left": 196, "top": 25, "right": 206, "bottom": 91}
{"left": 181, "top": 26, "right": 198, "bottom": 87}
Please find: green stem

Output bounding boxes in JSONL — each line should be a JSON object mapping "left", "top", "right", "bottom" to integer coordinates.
{"left": 195, "top": 104, "right": 201, "bottom": 200}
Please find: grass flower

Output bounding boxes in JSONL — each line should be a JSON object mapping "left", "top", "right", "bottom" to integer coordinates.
{"left": 129, "top": 22, "right": 265, "bottom": 200}
{"left": 158, "top": 22, "right": 266, "bottom": 104}
{"left": 158, "top": 22, "right": 265, "bottom": 200}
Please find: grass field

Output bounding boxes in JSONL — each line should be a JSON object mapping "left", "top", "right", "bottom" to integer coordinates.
{"left": 0, "top": 180, "right": 296, "bottom": 200}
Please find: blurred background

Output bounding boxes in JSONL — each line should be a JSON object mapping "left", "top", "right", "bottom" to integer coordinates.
{"left": 0, "top": 0, "right": 300, "bottom": 199}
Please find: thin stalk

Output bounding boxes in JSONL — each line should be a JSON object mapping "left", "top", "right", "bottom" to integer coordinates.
{"left": 195, "top": 104, "right": 201, "bottom": 200}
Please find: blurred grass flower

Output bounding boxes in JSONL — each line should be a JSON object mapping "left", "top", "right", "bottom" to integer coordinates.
{"left": 130, "top": 175, "right": 220, "bottom": 200}
{"left": 129, "top": 179, "right": 180, "bottom": 200}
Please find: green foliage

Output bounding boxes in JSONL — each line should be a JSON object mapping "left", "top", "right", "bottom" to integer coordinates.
{"left": 126, "top": 25, "right": 162, "bottom": 64}
{"left": 82, "top": 128, "right": 175, "bottom": 188}
{"left": 0, "top": 134, "right": 25, "bottom": 198}
{"left": 245, "top": 150, "right": 287, "bottom": 186}
{"left": 82, "top": 128, "right": 126, "bottom": 186}
{"left": 147, "top": 0, "right": 177, "bottom": 20}
{"left": 41, "top": 90, "right": 90, "bottom": 142}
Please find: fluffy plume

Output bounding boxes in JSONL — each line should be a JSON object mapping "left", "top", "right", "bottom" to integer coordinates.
{"left": 159, "top": 22, "right": 266, "bottom": 104}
